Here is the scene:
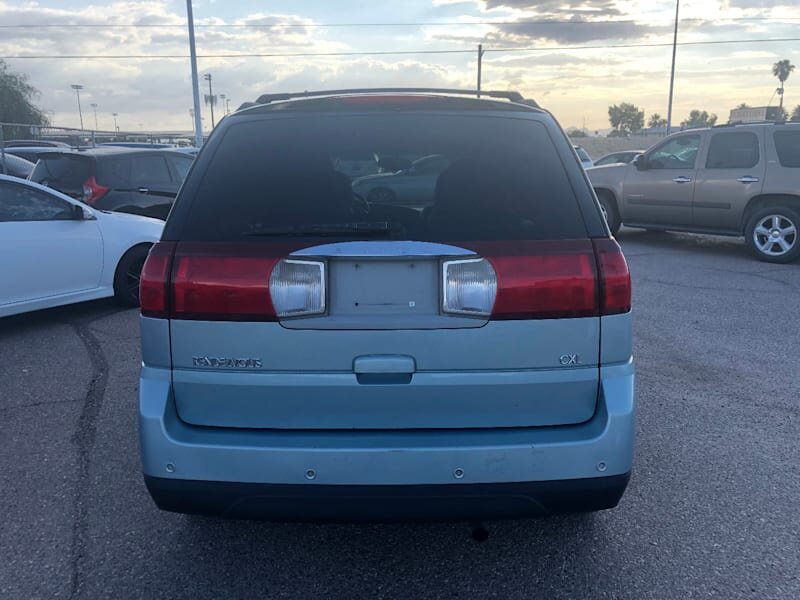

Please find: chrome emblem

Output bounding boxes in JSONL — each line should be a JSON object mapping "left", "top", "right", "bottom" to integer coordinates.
{"left": 559, "top": 354, "right": 579, "bottom": 366}
{"left": 193, "top": 357, "right": 263, "bottom": 369}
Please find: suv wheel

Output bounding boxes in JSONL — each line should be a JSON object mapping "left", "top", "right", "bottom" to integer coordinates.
{"left": 114, "top": 245, "right": 151, "bottom": 306}
{"left": 597, "top": 193, "right": 621, "bottom": 234}
{"left": 745, "top": 207, "right": 800, "bottom": 263}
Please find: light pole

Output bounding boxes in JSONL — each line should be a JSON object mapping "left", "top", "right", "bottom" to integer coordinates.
{"left": 71, "top": 84, "right": 85, "bottom": 129}
{"left": 90, "top": 103, "right": 99, "bottom": 130}
{"left": 204, "top": 73, "right": 216, "bottom": 128}
{"left": 112, "top": 112, "right": 119, "bottom": 132}
{"left": 666, "top": 0, "right": 679, "bottom": 135}
{"left": 220, "top": 94, "right": 226, "bottom": 116}
{"left": 476, "top": 44, "right": 485, "bottom": 97}
{"left": 226, "top": 98, "right": 231, "bottom": 114}
{"left": 186, "top": 0, "right": 204, "bottom": 147}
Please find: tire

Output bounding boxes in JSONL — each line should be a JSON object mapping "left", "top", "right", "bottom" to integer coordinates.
{"left": 367, "top": 187, "right": 397, "bottom": 205}
{"left": 113, "top": 244, "right": 151, "bottom": 307}
{"left": 597, "top": 192, "right": 621, "bottom": 235}
{"left": 744, "top": 206, "right": 800, "bottom": 264}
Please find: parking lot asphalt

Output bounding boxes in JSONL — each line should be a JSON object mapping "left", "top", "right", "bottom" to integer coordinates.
{"left": 1, "top": 229, "right": 799, "bottom": 600}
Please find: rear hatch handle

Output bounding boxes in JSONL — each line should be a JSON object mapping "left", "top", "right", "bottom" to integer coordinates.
{"left": 354, "top": 355, "right": 415, "bottom": 385}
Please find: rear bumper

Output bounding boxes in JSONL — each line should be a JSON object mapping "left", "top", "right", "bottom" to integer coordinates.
{"left": 144, "top": 473, "right": 631, "bottom": 521}
{"left": 139, "top": 360, "right": 635, "bottom": 520}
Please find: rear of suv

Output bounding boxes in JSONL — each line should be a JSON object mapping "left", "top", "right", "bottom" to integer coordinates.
{"left": 30, "top": 147, "right": 193, "bottom": 220}
{"left": 588, "top": 122, "right": 800, "bottom": 263}
{"left": 139, "top": 90, "right": 635, "bottom": 521}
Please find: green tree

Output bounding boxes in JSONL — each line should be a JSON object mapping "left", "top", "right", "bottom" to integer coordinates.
{"left": 735, "top": 103, "right": 750, "bottom": 109}
{"left": 791, "top": 105, "right": 800, "bottom": 122}
{"left": 0, "top": 60, "right": 49, "bottom": 138}
{"left": 608, "top": 102, "right": 644, "bottom": 136}
{"left": 647, "top": 113, "right": 667, "bottom": 129}
{"left": 681, "top": 109, "right": 717, "bottom": 129}
{"left": 772, "top": 59, "right": 795, "bottom": 109}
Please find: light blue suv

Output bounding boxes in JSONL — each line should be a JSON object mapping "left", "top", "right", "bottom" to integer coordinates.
{"left": 139, "top": 89, "right": 634, "bottom": 521}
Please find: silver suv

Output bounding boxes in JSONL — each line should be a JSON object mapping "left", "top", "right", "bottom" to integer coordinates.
{"left": 138, "top": 89, "right": 634, "bottom": 521}
{"left": 588, "top": 122, "right": 800, "bottom": 263}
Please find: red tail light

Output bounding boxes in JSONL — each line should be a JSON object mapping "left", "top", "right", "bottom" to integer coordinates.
{"left": 593, "top": 239, "right": 631, "bottom": 315}
{"left": 172, "top": 255, "right": 279, "bottom": 321}
{"left": 82, "top": 176, "right": 109, "bottom": 205}
{"left": 140, "top": 242, "right": 175, "bottom": 318}
{"left": 465, "top": 239, "right": 630, "bottom": 319}
{"left": 471, "top": 241, "right": 598, "bottom": 320}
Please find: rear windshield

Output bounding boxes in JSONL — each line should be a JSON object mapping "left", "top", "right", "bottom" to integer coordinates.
{"left": 181, "top": 114, "right": 586, "bottom": 242}
{"left": 30, "top": 155, "right": 93, "bottom": 191}
{"left": 773, "top": 130, "right": 800, "bottom": 168}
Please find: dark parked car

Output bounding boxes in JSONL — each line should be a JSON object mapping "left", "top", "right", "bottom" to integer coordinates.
{"left": 0, "top": 153, "right": 35, "bottom": 178}
{"left": 29, "top": 148, "right": 194, "bottom": 220}
{"left": 5, "top": 140, "right": 71, "bottom": 148}
{"left": 5, "top": 146, "right": 76, "bottom": 163}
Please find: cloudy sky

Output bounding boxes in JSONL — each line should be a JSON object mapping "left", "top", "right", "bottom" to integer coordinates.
{"left": 1, "top": 0, "right": 799, "bottom": 133}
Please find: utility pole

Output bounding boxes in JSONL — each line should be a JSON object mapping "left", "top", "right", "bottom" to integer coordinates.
{"left": 186, "top": 0, "right": 204, "bottom": 147}
{"left": 204, "top": 73, "right": 216, "bottom": 128}
{"left": 71, "top": 84, "right": 85, "bottom": 129}
{"left": 476, "top": 44, "right": 485, "bottom": 97}
{"left": 90, "top": 103, "right": 99, "bottom": 130}
{"left": 666, "top": 0, "right": 679, "bottom": 135}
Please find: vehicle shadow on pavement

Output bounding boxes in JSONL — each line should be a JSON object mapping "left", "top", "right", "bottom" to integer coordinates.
{"left": 616, "top": 229, "right": 755, "bottom": 260}
{"left": 152, "top": 511, "right": 607, "bottom": 597}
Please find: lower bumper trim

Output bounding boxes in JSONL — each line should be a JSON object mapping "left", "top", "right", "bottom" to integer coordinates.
{"left": 144, "top": 472, "right": 631, "bottom": 522}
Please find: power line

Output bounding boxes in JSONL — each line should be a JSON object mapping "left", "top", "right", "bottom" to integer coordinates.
{"left": 0, "top": 17, "right": 799, "bottom": 29}
{"left": 2, "top": 36, "right": 799, "bottom": 60}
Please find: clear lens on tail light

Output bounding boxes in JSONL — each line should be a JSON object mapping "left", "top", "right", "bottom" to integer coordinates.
{"left": 269, "top": 259, "right": 326, "bottom": 318}
{"left": 442, "top": 258, "right": 497, "bottom": 316}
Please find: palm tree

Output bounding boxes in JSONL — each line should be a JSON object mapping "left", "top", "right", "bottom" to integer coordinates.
{"left": 648, "top": 113, "right": 667, "bottom": 129}
{"left": 772, "top": 59, "right": 795, "bottom": 109}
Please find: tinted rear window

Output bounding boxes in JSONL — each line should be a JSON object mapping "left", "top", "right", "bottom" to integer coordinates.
{"left": 30, "top": 155, "right": 93, "bottom": 190}
{"left": 706, "top": 132, "right": 759, "bottom": 169}
{"left": 180, "top": 114, "right": 586, "bottom": 242}
{"left": 96, "top": 158, "right": 131, "bottom": 186}
{"left": 773, "top": 130, "right": 800, "bottom": 168}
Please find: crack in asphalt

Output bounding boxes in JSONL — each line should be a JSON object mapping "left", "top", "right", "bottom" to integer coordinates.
{"left": 67, "top": 316, "right": 114, "bottom": 600}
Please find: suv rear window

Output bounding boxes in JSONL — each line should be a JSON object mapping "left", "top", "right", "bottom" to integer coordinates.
{"left": 773, "top": 130, "right": 800, "bottom": 168}
{"left": 181, "top": 114, "right": 586, "bottom": 242}
{"left": 30, "top": 155, "right": 93, "bottom": 191}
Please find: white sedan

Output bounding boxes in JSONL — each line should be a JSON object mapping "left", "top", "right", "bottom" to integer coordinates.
{"left": 0, "top": 175, "right": 163, "bottom": 318}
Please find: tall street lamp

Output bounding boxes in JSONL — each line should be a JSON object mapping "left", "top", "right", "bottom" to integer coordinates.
{"left": 186, "top": 0, "right": 203, "bottom": 147}
{"left": 204, "top": 73, "right": 216, "bottom": 128}
{"left": 71, "top": 84, "right": 85, "bottom": 129}
{"left": 90, "top": 103, "right": 99, "bottom": 130}
{"left": 666, "top": 0, "right": 679, "bottom": 135}
{"left": 112, "top": 112, "right": 119, "bottom": 132}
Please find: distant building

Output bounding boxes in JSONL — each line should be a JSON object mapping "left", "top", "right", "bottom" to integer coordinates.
{"left": 729, "top": 106, "right": 783, "bottom": 123}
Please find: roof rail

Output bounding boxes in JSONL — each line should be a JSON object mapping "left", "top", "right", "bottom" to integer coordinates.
{"left": 252, "top": 88, "right": 539, "bottom": 108}
{"left": 717, "top": 120, "right": 792, "bottom": 127}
